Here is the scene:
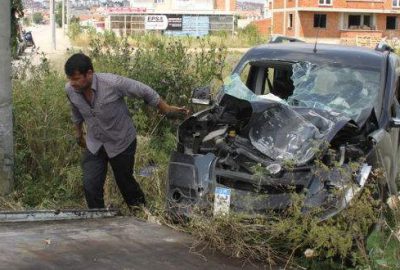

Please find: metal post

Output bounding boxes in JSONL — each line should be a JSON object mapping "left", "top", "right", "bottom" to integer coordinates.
{"left": 67, "top": 0, "right": 70, "bottom": 29}
{"left": 62, "top": 0, "right": 65, "bottom": 34}
{"left": 0, "top": 0, "right": 14, "bottom": 194}
{"left": 50, "top": 0, "right": 56, "bottom": 50}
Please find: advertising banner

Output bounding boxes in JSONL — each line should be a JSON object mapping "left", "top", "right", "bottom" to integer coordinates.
{"left": 166, "top": 15, "right": 183, "bottom": 31}
{"left": 145, "top": 15, "right": 168, "bottom": 30}
{"left": 107, "top": 7, "right": 148, "bottom": 14}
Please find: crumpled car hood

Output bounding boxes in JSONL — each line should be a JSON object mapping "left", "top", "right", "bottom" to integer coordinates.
{"left": 247, "top": 101, "right": 350, "bottom": 165}
{"left": 220, "top": 74, "right": 352, "bottom": 166}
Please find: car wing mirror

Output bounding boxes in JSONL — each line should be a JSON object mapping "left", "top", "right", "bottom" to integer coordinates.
{"left": 390, "top": 117, "right": 400, "bottom": 128}
{"left": 191, "top": 86, "right": 211, "bottom": 105}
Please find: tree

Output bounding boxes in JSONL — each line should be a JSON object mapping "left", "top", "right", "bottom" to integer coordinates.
{"left": 0, "top": 0, "right": 14, "bottom": 194}
{"left": 32, "top": 12, "right": 43, "bottom": 24}
{"left": 56, "top": 2, "right": 63, "bottom": 28}
{"left": 11, "top": 0, "right": 24, "bottom": 58}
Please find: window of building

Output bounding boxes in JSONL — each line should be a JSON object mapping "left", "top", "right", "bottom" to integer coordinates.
{"left": 319, "top": 0, "right": 332, "bottom": 5}
{"left": 393, "top": 0, "right": 400, "bottom": 8}
{"left": 387, "top": 16, "right": 397, "bottom": 30}
{"left": 288, "top": 14, "right": 293, "bottom": 28}
{"left": 347, "top": 14, "right": 373, "bottom": 29}
{"left": 314, "top": 14, "right": 327, "bottom": 28}
{"left": 363, "top": 15, "right": 371, "bottom": 27}
{"left": 348, "top": 15, "right": 361, "bottom": 27}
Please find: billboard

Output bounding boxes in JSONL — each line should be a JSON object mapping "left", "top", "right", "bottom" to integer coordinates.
{"left": 145, "top": 15, "right": 183, "bottom": 31}
{"left": 145, "top": 15, "right": 168, "bottom": 30}
{"left": 166, "top": 15, "right": 183, "bottom": 31}
{"left": 107, "top": 7, "right": 148, "bottom": 14}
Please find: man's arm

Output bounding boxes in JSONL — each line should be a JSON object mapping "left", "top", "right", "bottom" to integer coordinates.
{"left": 66, "top": 92, "right": 86, "bottom": 148}
{"left": 115, "top": 75, "right": 189, "bottom": 116}
{"left": 115, "top": 75, "right": 160, "bottom": 107}
{"left": 74, "top": 122, "right": 86, "bottom": 148}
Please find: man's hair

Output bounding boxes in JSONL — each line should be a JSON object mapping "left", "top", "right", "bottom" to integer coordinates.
{"left": 64, "top": 53, "right": 94, "bottom": 77}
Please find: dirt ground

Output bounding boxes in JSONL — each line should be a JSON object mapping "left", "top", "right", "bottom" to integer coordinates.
{"left": 23, "top": 24, "right": 73, "bottom": 70}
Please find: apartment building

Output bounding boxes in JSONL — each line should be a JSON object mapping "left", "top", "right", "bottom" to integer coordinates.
{"left": 271, "top": 0, "right": 400, "bottom": 43}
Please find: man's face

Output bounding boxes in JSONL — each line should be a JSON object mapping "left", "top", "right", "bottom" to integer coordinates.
{"left": 68, "top": 70, "right": 93, "bottom": 93}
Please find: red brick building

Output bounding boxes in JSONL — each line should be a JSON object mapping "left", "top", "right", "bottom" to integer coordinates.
{"left": 270, "top": 0, "right": 400, "bottom": 43}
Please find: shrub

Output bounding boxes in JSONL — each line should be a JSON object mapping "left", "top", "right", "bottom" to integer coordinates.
{"left": 189, "top": 177, "right": 382, "bottom": 268}
{"left": 237, "top": 24, "right": 266, "bottom": 46}
{"left": 88, "top": 32, "right": 227, "bottom": 137}
{"left": 12, "top": 56, "right": 84, "bottom": 208}
{"left": 32, "top": 12, "right": 43, "bottom": 24}
{"left": 68, "top": 21, "right": 83, "bottom": 41}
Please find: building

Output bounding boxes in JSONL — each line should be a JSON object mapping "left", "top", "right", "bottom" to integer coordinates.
{"left": 270, "top": 0, "right": 400, "bottom": 44}
{"left": 105, "top": 0, "right": 237, "bottom": 36}
{"left": 129, "top": 0, "right": 236, "bottom": 12}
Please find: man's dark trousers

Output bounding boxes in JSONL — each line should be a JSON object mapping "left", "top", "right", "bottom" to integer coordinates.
{"left": 82, "top": 139, "right": 145, "bottom": 208}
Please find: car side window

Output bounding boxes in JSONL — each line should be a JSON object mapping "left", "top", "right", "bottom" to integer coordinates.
{"left": 397, "top": 77, "right": 400, "bottom": 102}
{"left": 263, "top": 68, "right": 274, "bottom": 95}
{"left": 240, "top": 63, "right": 251, "bottom": 87}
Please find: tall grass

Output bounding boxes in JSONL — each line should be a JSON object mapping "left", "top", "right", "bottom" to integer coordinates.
{"left": 69, "top": 23, "right": 268, "bottom": 49}
{"left": 12, "top": 56, "right": 84, "bottom": 209}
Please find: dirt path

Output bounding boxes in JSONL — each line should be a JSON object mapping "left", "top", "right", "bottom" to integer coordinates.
{"left": 23, "top": 24, "right": 72, "bottom": 69}
{"left": 29, "top": 24, "right": 71, "bottom": 56}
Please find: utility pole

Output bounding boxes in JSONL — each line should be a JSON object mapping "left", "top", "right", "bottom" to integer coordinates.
{"left": 62, "top": 0, "right": 65, "bottom": 34}
{"left": 0, "top": 0, "right": 14, "bottom": 194}
{"left": 50, "top": 0, "right": 56, "bottom": 50}
{"left": 67, "top": 0, "right": 70, "bottom": 29}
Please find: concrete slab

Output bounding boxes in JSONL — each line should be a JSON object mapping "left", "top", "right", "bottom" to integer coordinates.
{"left": 0, "top": 217, "right": 261, "bottom": 270}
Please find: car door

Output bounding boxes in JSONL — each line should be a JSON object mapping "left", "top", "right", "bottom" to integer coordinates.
{"left": 389, "top": 60, "right": 400, "bottom": 191}
{"left": 374, "top": 54, "right": 400, "bottom": 195}
{"left": 365, "top": 54, "right": 400, "bottom": 196}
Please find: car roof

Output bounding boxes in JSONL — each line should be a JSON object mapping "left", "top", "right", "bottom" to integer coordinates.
{"left": 237, "top": 42, "right": 386, "bottom": 69}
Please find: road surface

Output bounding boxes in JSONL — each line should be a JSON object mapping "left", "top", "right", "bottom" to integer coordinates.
{"left": 0, "top": 216, "right": 262, "bottom": 270}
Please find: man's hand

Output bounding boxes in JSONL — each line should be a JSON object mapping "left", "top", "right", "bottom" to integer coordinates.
{"left": 76, "top": 134, "right": 87, "bottom": 148}
{"left": 157, "top": 100, "right": 190, "bottom": 119}
{"left": 74, "top": 122, "right": 86, "bottom": 148}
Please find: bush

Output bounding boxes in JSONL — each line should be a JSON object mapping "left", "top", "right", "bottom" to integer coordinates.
{"left": 32, "top": 12, "right": 43, "bottom": 24}
{"left": 12, "top": 56, "right": 84, "bottom": 208}
{"left": 88, "top": 32, "right": 227, "bottom": 137}
{"left": 189, "top": 178, "right": 383, "bottom": 268}
{"left": 237, "top": 24, "right": 266, "bottom": 46}
{"left": 67, "top": 21, "right": 83, "bottom": 41}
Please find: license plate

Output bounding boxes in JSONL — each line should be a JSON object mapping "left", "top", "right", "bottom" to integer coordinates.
{"left": 213, "top": 187, "right": 231, "bottom": 216}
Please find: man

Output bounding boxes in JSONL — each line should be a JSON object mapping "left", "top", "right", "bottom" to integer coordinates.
{"left": 64, "top": 53, "right": 187, "bottom": 209}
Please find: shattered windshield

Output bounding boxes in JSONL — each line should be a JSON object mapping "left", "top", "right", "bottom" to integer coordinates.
{"left": 223, "top": 61, "right": 381, "bottom": 123}
{"left": 222, "top": 74, "right": 288, "bottom": 104}
{"left": 288, "top": 62, "right": 380, "bottom": 122}
{"left": 220, "top": 60, "right": 380, "bottom": 164}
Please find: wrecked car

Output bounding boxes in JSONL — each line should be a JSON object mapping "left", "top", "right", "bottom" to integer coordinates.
{"left": 167, "top": 43, "right": 400, "bottom": 220}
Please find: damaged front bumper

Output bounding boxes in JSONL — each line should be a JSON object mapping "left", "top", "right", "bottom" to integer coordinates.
{"left": 167, "top": 152, "right": 372, "bottom": 221}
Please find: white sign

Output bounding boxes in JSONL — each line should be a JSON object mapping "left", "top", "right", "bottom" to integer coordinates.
{"left": 213, "top": 187, "right": 231, "bottom": 216}
{"left": 145, "top": 15, "right": 168, "bottom": 30}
